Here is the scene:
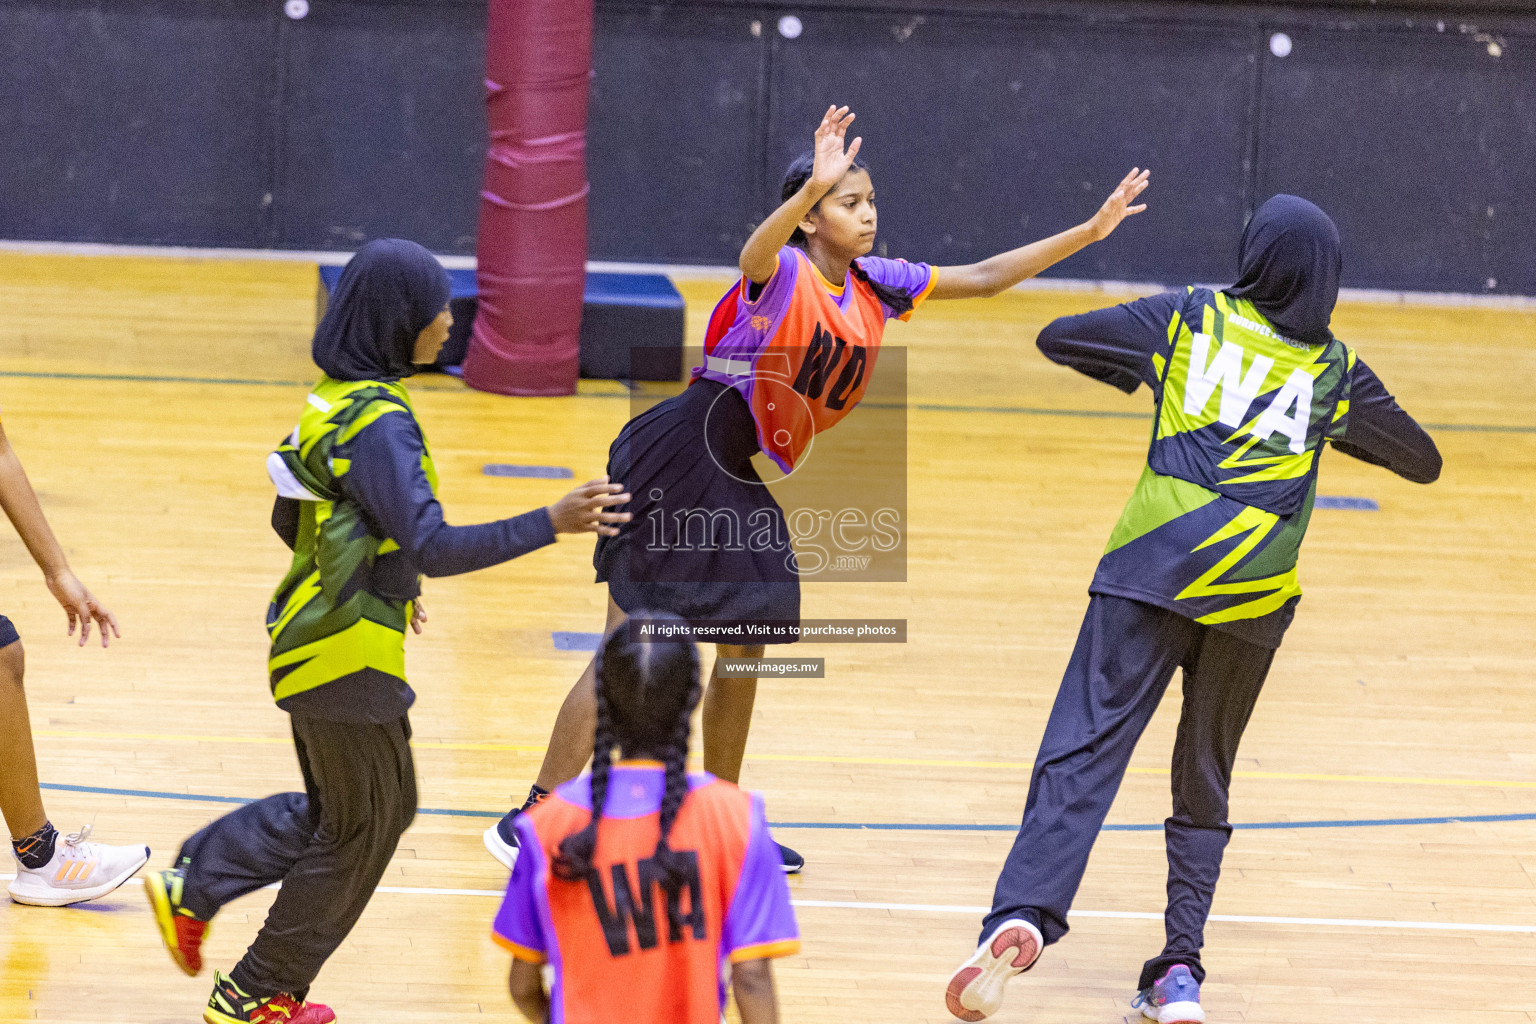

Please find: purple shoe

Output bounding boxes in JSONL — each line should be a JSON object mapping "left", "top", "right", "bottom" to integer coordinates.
{"left": 1131, "top": 964, "right": 1205, "bottom": 1023}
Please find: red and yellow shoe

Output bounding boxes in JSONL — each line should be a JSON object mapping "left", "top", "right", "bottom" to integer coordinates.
{"left": 204, "top": 972, "right": 336, "bottom": 1024}
{"left": 144, "top": 866, "right": 208, "bottom": 975}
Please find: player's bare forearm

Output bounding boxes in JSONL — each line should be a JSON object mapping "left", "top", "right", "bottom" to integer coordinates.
{"left": 740, "top": 184, "right": 825, "bottom": 283}
{"left": 932, "top": 222, "right": 1098, "bottom": 300}
{"left": 0, "top": 426, "right": 71, "bottom": 578}
{"left": 507, "top": 960, "right": 549, "bottom": 1023}
{"left": 731, "top": 958, "right": 781, "bottom": 1024}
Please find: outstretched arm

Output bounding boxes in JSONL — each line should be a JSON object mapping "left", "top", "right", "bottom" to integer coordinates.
{"left": 0, "top": 422, "right": 118, "bottom": 646}
{"left": 344, "top": 413, "right": 631, "bottom": 578}
{"left": 739, "top": 105, "right": 862, "bottom": 283}
{"left": 1330, "top": 358, "right": 1441, "bottom": 484}
{"left": 931, "top": 168, "right": 1150, "bottom": 300}
{"left": 1035, "top": 291, "right": 1182, "bottom": 395}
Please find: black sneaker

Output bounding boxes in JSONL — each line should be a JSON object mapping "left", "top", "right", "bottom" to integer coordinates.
{"left": 482, "top": 810, "right": 521, "bottom": 870}
{"left": 778, "top": 842, "right": 804, "bottom": 874}
{"left": 483, "top": 786, "right": 549, "bottom": 870}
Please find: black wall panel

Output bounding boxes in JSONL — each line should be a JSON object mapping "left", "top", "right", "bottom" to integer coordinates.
{"left": 587, "top": 5, "right": 769, "bottom": 263}
{"left": 1, "top": 0, "right": 1534, "bottom": 294}
{"left": 771, "top": 12, "right": 1255, "bottom": 283}
{"left": 1475, "top": 37, "right": 1536, "bottom": 296}
{"left": 1258, "top": 24, "right": 1535, "bottom": 292}
{"left": 0, "top": 1, "right": 276, "bottom": 246}
{"left": 277, "top": 1, "right": 487, "bottom": 252}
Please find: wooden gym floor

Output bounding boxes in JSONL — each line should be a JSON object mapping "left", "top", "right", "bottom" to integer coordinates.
{"left": 0, "top": 251, "right": 1534, "bottom": 1022}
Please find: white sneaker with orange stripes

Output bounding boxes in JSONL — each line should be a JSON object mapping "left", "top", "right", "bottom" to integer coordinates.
{"left": 8, "top": 824, "right": 149, "bottom": 907}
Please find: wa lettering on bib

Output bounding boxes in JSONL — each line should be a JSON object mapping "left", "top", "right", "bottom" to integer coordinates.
{"left": 1090, "top": 288, "right": 1356, "bottom": 647}
{"left": 1150, "top": 289, "right": 1351, "bottom": 516}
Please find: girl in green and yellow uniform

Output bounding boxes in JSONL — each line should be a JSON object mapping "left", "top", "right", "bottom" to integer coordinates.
{"left": 947, "top": 197, "right": 1441, "bottom": 1023}
{"left": 143, "top": 240, "right": 631, "bottom": 1024}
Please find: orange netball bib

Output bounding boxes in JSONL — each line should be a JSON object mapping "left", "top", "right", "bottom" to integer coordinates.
{"left": 692, "top": 247, "right": 935, "bottom": 473}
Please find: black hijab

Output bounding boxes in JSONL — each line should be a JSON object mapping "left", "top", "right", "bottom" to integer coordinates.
{"left": 312, "top": 239, "right": 451, "bottom": 381}
{"left": 1225, "top": 195, "right": 1342, "bottom": 346}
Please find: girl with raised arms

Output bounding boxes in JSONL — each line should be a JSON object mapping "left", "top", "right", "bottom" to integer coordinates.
{"left": 486, "top": 105, "right": 1151, "bottom": 874}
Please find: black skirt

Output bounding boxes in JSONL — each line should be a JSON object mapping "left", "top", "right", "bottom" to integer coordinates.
{"left": 595, "top": 379, "right": 800, "bottom": 640}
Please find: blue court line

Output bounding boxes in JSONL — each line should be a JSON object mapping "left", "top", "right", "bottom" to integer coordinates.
{"left": 1422, "top": 422, "right": 1536, "bottom": 433}
{"left": 0, "top": 369, "right": 312, "bottom": 387}
{"left": 0, "top": 369, "right": 464, "bottom": 391}
{"left": 552, "top": 631, "right": 603, "bottom": 652}
{"left": 583, "top": 389, "right": 1536, "bottom": 433}
{"left": 38, "top": 783, "right": 1536, "bottom": 833}
{"left": 4, "top": 368, "right": 1533, "bottom": 434}
{"left": 1314, "top": 496, "right": 1379, "bottom": 511}
{"left": 768, "top": 811, "right": 1536, "bottom": 832}
{"left": 484, "top": 464, "right": 574, "bottom": 479}
{"left": 42, "top": 782, "right": 252, "bottom": 806}
{"left": 870, "top": 400, "right": 1149, "bottom": 420}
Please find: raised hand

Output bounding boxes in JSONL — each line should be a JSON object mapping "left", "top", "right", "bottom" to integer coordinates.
{"left": 808, "top": 105, "right": 862, "bottom": 193}
{"left": 45, "top": 569, "right": 119, "bottom": 648}
{"left": 1088, "top": 167, "right": 1151, "bottom": 241}
{"left": 547, "top": 476, "right": 633, "bottom": 538}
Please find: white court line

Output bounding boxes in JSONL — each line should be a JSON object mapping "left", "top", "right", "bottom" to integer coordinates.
{"left": 376, "top": 884, "right": 505, "bottom": 898}
{"left": 790, "top": 900, "right": 1536, "bottom": 934}
{"left": 8, "top": 876, "right": 1535, "bottom": 934}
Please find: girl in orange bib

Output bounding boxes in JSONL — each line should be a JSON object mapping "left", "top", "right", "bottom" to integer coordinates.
{"left": 488, "top": 105, "right": 1151, "bottom": 874}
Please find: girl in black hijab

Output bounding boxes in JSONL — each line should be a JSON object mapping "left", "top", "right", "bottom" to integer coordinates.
{"left": 144, "top": 239, "right": 632, "bottom": 1024}
{"left": 949, "top": 196, "right": 1441, "bottom": 1023}
{"left": 312, "top": 237, "right": 452, "bottom": 381}
{"left": 1227, "top": 193, "right": 1343, "bottom": 346}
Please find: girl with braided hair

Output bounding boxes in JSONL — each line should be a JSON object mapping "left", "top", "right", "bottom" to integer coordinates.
{"left": 488, "top": 104, "right": 1151, "bottom": 875}
{"left": 493, "top": 612, "right": 799, "bottom": 1024}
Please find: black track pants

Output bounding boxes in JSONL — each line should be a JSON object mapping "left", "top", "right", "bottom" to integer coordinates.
{"left": 177, "top": 714, "right": 417, "bottom": 997}
{"left": 983, "top": 594, "right": 1272, "bottom": 991}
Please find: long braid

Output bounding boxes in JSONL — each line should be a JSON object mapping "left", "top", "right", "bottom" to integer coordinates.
{"left": 553, "top": 647, "right": 615, "bottom": 880}
{"left": 651, "top": 669, "right": 702, "bottom": 890}
{"left": 552, "top": 613, "right": 702, "bottom": 900}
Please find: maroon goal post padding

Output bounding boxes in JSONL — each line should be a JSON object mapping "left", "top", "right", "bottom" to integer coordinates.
{"left": 463, "top": 0, "right": 593, "bottom": 396}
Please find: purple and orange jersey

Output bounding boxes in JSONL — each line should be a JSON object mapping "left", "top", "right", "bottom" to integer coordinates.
{"left": 492, "top": 763, "right": 799, "bottom": 1024}
{"left": 692, "top": 246, "right": 936, "bottom": 473}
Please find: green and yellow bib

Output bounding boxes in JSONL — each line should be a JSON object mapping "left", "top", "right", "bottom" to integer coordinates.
{"left": 1091, "top": 289, "right": 1355, "bottom": 647}
{"left": 265, "top": 376, "right": 437, "bottom": 711}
